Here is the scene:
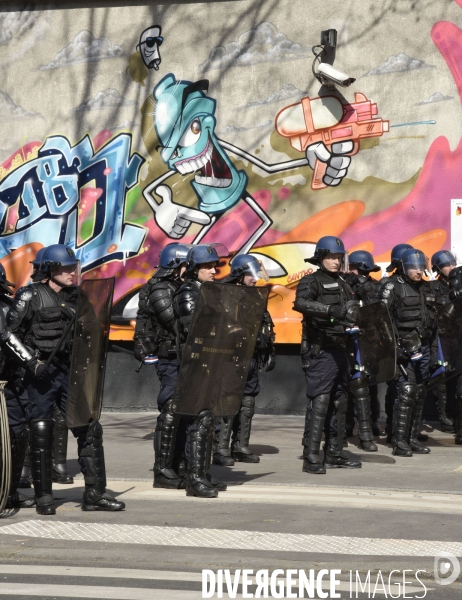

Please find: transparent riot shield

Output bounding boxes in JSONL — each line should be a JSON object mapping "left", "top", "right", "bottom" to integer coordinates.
{"left": 173, "top": 282, "right": 269, "bottom": 417}
{"left": 437, "top": 296, "right": 462, "bottom": 375}
{"left": 354, "top": 301, "right": 396, "bottom": 384}
{"left": 66, "top": 278, "right": 114, "bottom": 427}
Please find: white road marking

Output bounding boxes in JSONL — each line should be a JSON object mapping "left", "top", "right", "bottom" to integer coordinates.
{"left": 0, "top": 520, "right": 461, "bottom": 556}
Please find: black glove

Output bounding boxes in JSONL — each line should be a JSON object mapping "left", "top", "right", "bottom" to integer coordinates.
{"left": 302, "top": 360, "right": 310, "bottom": 374}
{"left": 329, "top": 305, "right": 347, "bottom": 320}
{"left": 27, "top": 358, "right": 48, "bottom": 380}
{"left": 260, "top": 350, "right": 276, "bottom": 372}
{"left": 133, "top": 340, "right": 146, "bottom": 362}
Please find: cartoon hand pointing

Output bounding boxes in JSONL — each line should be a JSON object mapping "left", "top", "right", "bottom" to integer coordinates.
{"left": 143, "top": 183, "right": 211, "bottom": 239}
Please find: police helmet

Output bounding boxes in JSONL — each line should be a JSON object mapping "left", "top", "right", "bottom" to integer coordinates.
{"left": 184, "top": 243, "right": 228, "bottom": 274}
{"left": 155, "top": 243, "right": 191, "bottom": 277}
{"left": 386, "top": 243, "right": 413, "bottom": 273}
{"left": 0, "top": 263, "right": 15, "bottom": 290}
{"left": 305, "top": 236, "right": 346, "bottom": 266}
{"left": 401, "top": 248, "right": 426, "bottom": 277}
{"left": 41, "top": 244, "right": 78, "bottom": 267}
{"left": 348, "top": 250, "right": 380, "bottom": 273}
{"left": 30, "top": 247, "right": 45, "bottom": 268}
{"left": 431, "top": 250, "right": 457, "bottom": 275}
{"left": 228, "top": 254, "right": 269, "bottom": 282}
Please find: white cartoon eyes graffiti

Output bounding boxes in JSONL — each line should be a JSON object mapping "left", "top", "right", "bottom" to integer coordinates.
{"left": 178, "top": 119, "right": 202, "bottom": 147}
{"left": 137, "top": 25, "right": 163, "bottom": 70}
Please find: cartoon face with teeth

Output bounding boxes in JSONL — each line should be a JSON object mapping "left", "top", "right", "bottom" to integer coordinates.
{"left": 154, "top": 74, "right": 247, "bottom": 214}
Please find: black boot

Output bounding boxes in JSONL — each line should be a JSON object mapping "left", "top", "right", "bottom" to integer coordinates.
{"left": 213, "top": 417, "right": 235, "bottom": 466}
{"left": 408, "top": 384, "right": 430, "bottom": 454}
{"left": 434, "top": 382, "right": 455, "bottom": 432}
{"left": 78, "top": 420, "right": 125, "bottom": 511}
{"left": 350, "top": 380, "right": 378, "bottom": 452}
{"left": 323, "top": 440, "right": 362, "bottom": 468}
{"left": 186, "top": 410, "right": 218, "bottom": 498}
{"left": 391, "top": 380, "right": 414, "bottom": 457}
{"left": 302, "top": 394, "right": 329, "bottom": 474}
{"left": 52, "top": 405, "right": 73, "bottom": 484}
{"left": 29, "top": 420, "right": 55, "bottom": 515}
{"left": 231, "top": 396, "right": 260, "bottom": 463}
{"left": 153, "top": 400, "right": 185, "bottom": 489}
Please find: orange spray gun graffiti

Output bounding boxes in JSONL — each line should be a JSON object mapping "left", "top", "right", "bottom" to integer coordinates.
{"left": 275, "top": 93, "right": 389, "bottom": 190}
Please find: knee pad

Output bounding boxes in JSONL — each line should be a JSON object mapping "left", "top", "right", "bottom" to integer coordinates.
{"left": 311, "top": 394, "right": 330, "bottom": 418}
{"left": 29, "top": 420, "right": 53, "bottom": 449}
{"left": 334, "top": 392, "right": 348, "bottom": 413}
{"left": 349, "top": 376, "right": 369, "bottom": 396}
{"left": 398, "top": 381, "right": 416, "bottom": 406}
{"left": 52, "top": 405, "right": 67, "bottom": 432}
{"left": 196, "top": 409, "right": 214, "bottom": 436}
{"left": 159, "top": 399, "right": 176, "bottom": 429}
{"left": 241, "top": 396, "right": 255, "bottom": 418}
{"left": 81, "top": 420, "right": 103, "bottom": 453}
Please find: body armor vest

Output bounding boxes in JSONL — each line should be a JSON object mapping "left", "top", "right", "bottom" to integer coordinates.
{"left": 352, "top": 275, "right": 380, "bottom": 306}
{"left": 431, "top": 278, "right": 450, "bottom": 309}
{"left": 304, "top": 270, "right": 354, "bottom": 338}
{"left": 28, "top": 284, "right": 76, "bottom": 358}
{"left": 392, "top": 277, "right": 435, "bottom": 340}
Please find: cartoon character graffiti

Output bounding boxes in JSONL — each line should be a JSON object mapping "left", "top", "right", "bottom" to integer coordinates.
{"left": 137, "top": 25, "right": 163, "bottom": 70}
{"left": 143, "top": 74, "right": 357, "bottom": 255}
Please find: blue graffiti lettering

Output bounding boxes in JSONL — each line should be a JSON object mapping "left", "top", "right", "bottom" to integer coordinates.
{"left": 0, "top": 133, "right": 146, "bottom": 270}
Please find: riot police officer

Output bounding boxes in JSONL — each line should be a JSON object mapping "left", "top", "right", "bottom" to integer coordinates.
{"left": 429, "top": 250, "right": 457, "bottom": 432}
{"left": 445, "top": 261, "right": 462, "bottom": 443}
{"left": 0, "top": 264, "right": 36, "bottom": 510}
{"left": 345, "top": 250, "right": 382, "bottom": 451}
{"left": 294, "top": 236, "right": 362, "bottom": 474}
{"left": 6, "top": 244, "right": 125, "bottom": 515}
{"left": 382, "top": 244, "right": 414, "bottom": 442}
{"left": 174, "top": 244, "right": 228, "bottom": 498}
{"left": 213, "top": 254, "right": 275, "bottom": 466}
{"left": 378, "top": 248, "right": 435, "bottom": 456}
{"left": 134, "top": 243, "right": 190, "bottom": 489}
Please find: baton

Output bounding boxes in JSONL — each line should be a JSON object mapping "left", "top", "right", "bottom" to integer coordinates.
{"left": 111, "top": 344, "right": 145, "bottom": 373}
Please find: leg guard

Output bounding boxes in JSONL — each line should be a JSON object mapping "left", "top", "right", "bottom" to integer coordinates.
{"left": 212, "top": 417, "right": 235, "bottom": 466}
{"left": 323, "top": 394, "right": 362, "bottom": 469}
{"left": 385, "top": 379, "right": 397, "bottom": 442}
{"left": 78, "top": 420, "right": 125, "bottom": 512}
{"left": 455, "top": 376, "right": 462, "bottom": 444}
{"left": 153, "top": 400, "right": 185, "bottom": 489}
{"left": 52, "top": 404, "right": 73, "bottom": 484}
{"left": 369, "top": 385, "right": 384, "bottom": 435}
{"left": 232, "top": 396, "right": 260, "bottom": 463}
{"left": 29, "top": 419, "right": 55, "bottom": 515}
{"left": 408, "top": 384, "right": 430, "bottom": 454}
{"left": 434, "top": 382, "right": 454, "bottom": 432}
{"left": 349, "top": 379, "right": 377, "bottom": 452}
{"left": 345, "top": 393, "right": 355, "bottom": 438}
{"left": 18, "top": 434, "right": 32, "bottom": 489}
{"left": 302, "top": 394, "right": 329, "bottom": 474}
{"left": 186, "top": 409, "right": 218, "bottom": 498}
{"left": 392, "top": 379, "right": 415, "bottom": 457}
{"left": 5, "top": 426, "right": 35, "bottom": 509}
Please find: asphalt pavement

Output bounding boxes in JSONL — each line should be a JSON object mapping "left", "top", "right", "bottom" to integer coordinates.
{"left": 0, "top": 412, "right": 461, "bottom": 599}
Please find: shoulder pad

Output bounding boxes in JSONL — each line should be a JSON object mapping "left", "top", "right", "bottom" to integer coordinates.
{"left": 16, "top": 287, "right": 33, "bottom": 301}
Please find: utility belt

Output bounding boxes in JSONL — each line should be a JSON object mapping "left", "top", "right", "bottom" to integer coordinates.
{"left": 303, "top": 326, "right": 347, "bottom": 359}
{"left": 157, "top": 339, "right": 177, "bottom": 360}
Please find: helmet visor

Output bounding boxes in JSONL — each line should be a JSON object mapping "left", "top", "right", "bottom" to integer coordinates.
{"left": 438, "top": 253, "right": 457, "bottom": 269}
{"left": 402, "top": 253, "right": 426, "bottom": 273}
{"left": 243, "top": 259, "right": 270, "bottom": 283}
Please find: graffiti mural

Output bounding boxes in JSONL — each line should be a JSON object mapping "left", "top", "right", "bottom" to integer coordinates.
{"left": 1, "top": 1, "right": 462, "bottom": 342}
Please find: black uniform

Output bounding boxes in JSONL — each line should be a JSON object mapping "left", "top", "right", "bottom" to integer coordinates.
{"left": 174, "top": 277, "right": 226, "bottom": 498}
{"left": 344, "top": 273, "right": 382, "bottom": 449}
{"left": 134, "top": 273, "right": 185, "bottom": 489}
{"left": 294, "top": 269, "right": 361, "bottom": 473}
{"left": 7, "top": 282, "right": 125, "bottom": 514}
{"left": 378, "top": 275, "right": 436, "bottom": 455}
{"left": 213, "top": 280, "right": 275, "bottom": 465}
{"left": 447, "top": 267, "right": 462, "bottom": 443}
{"left": 429, "top": 277, "right": 456, "bottom": 431}
{"left": 0, "top": 291, "right": 34, "bottom": 509}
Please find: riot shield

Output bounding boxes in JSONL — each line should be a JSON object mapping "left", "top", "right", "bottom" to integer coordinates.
{"left": 437, "top": 296, "right": 462, "bottom": 375}
{"left": 354, "top": 301, "right": 396, "bottom": 384}
{"left": 66, "top": 278, "right": 114, "bottom": 427}
{"left": 173, "top": 282, "right": 269, "bottom": 417}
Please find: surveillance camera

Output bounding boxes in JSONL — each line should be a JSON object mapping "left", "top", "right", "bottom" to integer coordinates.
{"left": 317, "top": 63, "right": 356, "bottom": 87}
